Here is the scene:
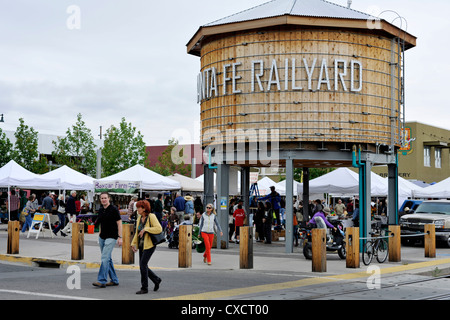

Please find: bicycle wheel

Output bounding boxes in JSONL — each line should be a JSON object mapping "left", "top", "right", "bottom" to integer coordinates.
{"left": 376, "top": 239, "right": 389, "bottom": 263}
{"left": 362, "top": 241, "right": 374, "bottom": 266}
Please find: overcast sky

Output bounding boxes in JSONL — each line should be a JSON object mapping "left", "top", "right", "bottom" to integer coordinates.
{"left": 0, "top": 0, "right": 447, "bottom": 146}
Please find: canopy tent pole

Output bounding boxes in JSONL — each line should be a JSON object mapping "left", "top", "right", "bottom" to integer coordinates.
{"left": 7, "top": 185, "right": 10, "bottom": 221}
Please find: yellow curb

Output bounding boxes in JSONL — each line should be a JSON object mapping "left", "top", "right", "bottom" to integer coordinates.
{"left": 0, "top": 254, "right": 176, "bottom": 271}
{"left": 156, "top": 258, "right": 450, "bottom": 300}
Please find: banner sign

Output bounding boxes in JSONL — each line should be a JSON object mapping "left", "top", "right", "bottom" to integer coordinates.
{"left": 94, "top": 181, "right": 141, "bottom": 194}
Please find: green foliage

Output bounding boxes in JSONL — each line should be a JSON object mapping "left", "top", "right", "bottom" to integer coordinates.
{"left": 13, "top": 118, "right": 39, "bottom": 171}
{"left": 52, "top": 113, "right": 97, "bottom": 176}
{"left": 101, "top": 117, "right": 147, "bottom": 177}
{"left": 9, "top": 118, "right": 51, "bottom": 173}
{"left": 148, "top": 138, "right": 191, "bottom": 176}
{"left": 0, "top": 128, "right": 14, "bottom": 167}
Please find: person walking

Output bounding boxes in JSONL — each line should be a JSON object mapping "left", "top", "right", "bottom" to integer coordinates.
{"left": 173, "top": 193, "right": 185, "bottom": 221}
{"left": 7, "top": 190, "right": 21, "bottom": 221}
{"left": 21, "top": 194, "right": 38, "bottom": 233}
{"left": 334, "top": 199, "right": 346, "bottom": 218}
{"left": 62, "top": 191, "right": 77, "bottom": 234}
{"left": 233, "top": 204, "right": 246, "bottom": 244}
{"left": 131, "top": 200, "right": 163, "bottom": 294}
{"left": 198, "top": 203, "right": 223, "bottom": 265}
{"left": 259, "top": 186, "right": 282, "bottom": 227}
{"left": 154, "top": 194, "right": 163, "bottom": 223}
{"left": 254, "top": 201, "right": 265, "bottom": 242}
{"left": 92, "top": 192, "right": 122, "bottom": 288}
{"left": 263, "top": 202, "right": 273, "bottom": 244}
{"left": 52, "top": 194, "right": 67, "bottom": 237}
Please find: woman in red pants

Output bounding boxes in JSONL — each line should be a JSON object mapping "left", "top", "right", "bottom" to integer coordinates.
{"left": 198, "top": 204, "right": 223, "bottom": 265}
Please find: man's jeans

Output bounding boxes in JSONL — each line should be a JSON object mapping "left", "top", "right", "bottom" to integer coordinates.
{"left": 97, "top": 237, "right": 119, "bottom": 285}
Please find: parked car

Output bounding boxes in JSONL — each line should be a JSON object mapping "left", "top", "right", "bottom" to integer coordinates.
{"left": 400, "top": 200, "right": 450, "bottom": 247}
{"left": 399, "top": 199, "right": 422, "bottom": 216}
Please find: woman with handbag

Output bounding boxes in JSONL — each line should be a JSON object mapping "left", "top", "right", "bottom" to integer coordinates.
{"left": 131, "top": 200, "right": 163, "bottom": 294}
{"left": 198, "top": 203, "right": 223, "bottom": 265}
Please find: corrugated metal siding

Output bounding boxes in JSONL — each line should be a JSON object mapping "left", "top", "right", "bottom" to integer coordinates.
{"left": 204, "top": 0, "right": 375, "bottom": 27}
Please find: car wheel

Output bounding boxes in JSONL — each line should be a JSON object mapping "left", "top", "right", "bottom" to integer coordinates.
{"left": 446, "top": 236, "right": 450, "bottom": 248}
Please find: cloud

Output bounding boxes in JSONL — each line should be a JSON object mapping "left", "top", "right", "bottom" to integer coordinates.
{"left": 0, "top": 0, "right": 449, "bottom": 147}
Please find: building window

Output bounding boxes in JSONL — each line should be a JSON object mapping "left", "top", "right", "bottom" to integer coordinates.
{"left": 435, "top": 148, "right": 442, "bottom": 168}
{"left": 424, "top": 146, "right": 431, "bottom": 167}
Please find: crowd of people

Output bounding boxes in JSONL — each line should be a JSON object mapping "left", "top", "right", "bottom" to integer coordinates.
{"left": 0, "top": 189, "right": 91, "bottom": 237}
{"left": 1, "top": 186, "right": 389, "bottom": 295}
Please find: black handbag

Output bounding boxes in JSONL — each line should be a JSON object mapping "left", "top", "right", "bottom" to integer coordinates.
{"left": 149, "top": 216, "right": 165, "bottom": 245}
{"left": 150, "top": 231, "right": 165, "bottom": 245}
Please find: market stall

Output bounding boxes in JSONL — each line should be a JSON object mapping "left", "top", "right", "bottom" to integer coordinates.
{"left": 0, "top": 160, "right": 60, "bottom": 220}
{"left": 94, "top": 164, "right": 181, "bottom": 218}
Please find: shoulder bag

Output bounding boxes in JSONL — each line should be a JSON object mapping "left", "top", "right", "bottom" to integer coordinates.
{"left": 149, "top": 215, "right": 165, "bottom": 245}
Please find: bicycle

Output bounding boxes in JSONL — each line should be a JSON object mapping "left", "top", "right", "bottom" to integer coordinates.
{"left": 362, "top": 232, "right": 389, "bottom": 265}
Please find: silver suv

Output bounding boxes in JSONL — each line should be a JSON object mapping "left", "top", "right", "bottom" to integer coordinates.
{"left": 400, "top": 200, "right": 450, "bottom": 247}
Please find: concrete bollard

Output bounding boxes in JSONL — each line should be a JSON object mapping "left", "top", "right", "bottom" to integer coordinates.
{"left": 7, "top": 221, "right": 20, "bottom": 254}
{"left": 388, "top": 225, "right": 401, "bottom": 262}
{"left": 424, "top": 224, "right": 436, "bottom": 258}
{"left": 312, "top": 228, "right": 326, "bottom": 272}
{"left": 71, "top": 222, "right": 84, "bottom": 260}
{"left": 122, "top": 223, "right": 135, "bottom": 264}
{"left": 239, "top": 226, "right": 253, "bottom": 269}
{"left": 346, "top": 227, "right": 360, "bottom": 268}
{"left": 178, "top": 225, "right": 192, "bottom": 268}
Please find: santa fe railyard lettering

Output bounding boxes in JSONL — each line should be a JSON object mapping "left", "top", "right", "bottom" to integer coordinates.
{"left": 197, "top": 57, "right": 362, "bottom": 102}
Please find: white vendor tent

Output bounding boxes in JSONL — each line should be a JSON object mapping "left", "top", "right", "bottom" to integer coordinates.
{"left": 168, "top": 173, "right": 203, "bottom": 192}
{"left": 275, "top": 179, "right": 302, "bottom": 196}
{"left": 41, "top": 165, "right": 95, "bottom": 191}
{"left": 412, "top": 176, "right": 450, "bottom": 199}
{"left": 94, "top": 164, "right": 181, "bottom": 193}
{"left": 257, "top": 176, "right": 284, "bottom": 196}
{"left": 396, "top": 176, "right": 423, "bottom": 199}
{"left": 0, "top": 160, "right": 61, "bottom": 219}
{"left": 308, "top": 168, "right": 361, "bottom": 195}
{"left": 0, "top": 160, "right": 60, "bottom": 190}
{"left": 195, "top": 173, "right": 217, "bottom": 192}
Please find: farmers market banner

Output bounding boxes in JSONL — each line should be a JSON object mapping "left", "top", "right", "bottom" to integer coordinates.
{"left": 94, "top": 180, "right": 140, "bottom": 194}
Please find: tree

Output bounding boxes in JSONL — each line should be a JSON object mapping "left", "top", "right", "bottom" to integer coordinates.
{"left": 101, "top": 117, "right": 147, "bottom": 177}
{"left": 52, "top": 113, "right": 97, "bottom": 176}
{"left": 0, "top": 128, "right": 14, "bottom": 167}
{"left": 148, "top": 138, "right": 191, "bottom": 176}
{"left": 13, "top": 118, "right": 49, "bottom": 173}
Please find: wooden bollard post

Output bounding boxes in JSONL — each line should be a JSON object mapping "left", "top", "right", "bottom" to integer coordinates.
{"left": 7, "top": 221, "right": 20, "bottom": 254}
{"left": 178, "top": 225, "right": 192, "bottom": 268}
{"left": 240, "top": 226, "right": 253, "bottom": 269}
{"left": 312, "top": 228, "right": 326, "bottom": 272}
{"left": 71, "top": 222, "right": 84, "bottom": 260}
{"left": 424, "top": 224, "right": 436, "bottom": 258}
{"left": 122, "top": 224, "right": 135, "bottom": 264}
{"left": 346, "top": 227, "right": 359, "bottom": 268}
{"left": 388, "top": 225, "right": 401, "bottom": 262}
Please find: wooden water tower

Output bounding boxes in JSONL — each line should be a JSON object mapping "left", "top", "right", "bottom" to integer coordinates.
{"left": 187, "top": 0, "right": 416, "bottom": 252}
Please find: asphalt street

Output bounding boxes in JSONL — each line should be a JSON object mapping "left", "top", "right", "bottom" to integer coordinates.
{"left": 1, "top": 223, "right": 450, "bottom": 308}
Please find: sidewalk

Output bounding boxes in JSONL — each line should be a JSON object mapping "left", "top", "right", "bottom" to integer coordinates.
{"left": 1, "top": 223, "right": 450, "bottom": 278}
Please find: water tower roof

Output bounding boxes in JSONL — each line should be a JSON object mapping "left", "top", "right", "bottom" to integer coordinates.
{"left": 205, "top": 0, "right": 374, "bottom": 26}
{"left": 187, "top": 0, "right": 416, "bottom": 56}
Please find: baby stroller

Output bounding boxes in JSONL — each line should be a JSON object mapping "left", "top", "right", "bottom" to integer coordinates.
{"left": 167, "top": 224, "right": 179, "bottom": 249}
